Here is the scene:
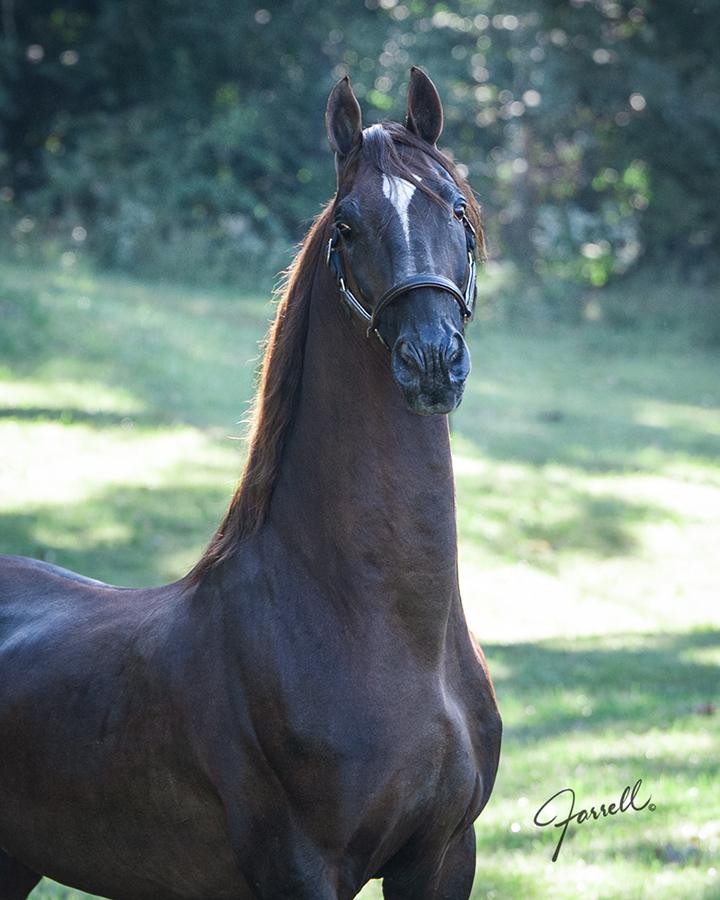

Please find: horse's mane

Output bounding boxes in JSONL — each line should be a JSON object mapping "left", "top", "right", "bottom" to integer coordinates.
{"left": 187, "top": 201, "right": 331, "bottom": 583}
{"left": 188, "top": 123, "right": 485, "bottom": 583}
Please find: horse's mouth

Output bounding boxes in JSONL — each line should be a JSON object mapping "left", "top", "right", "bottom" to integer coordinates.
{"left": 396, "top": 381, "right": 465, "bottom": 416}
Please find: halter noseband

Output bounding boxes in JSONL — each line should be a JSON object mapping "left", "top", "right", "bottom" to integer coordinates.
{"left": 325, "top": 210, "right": 478, "bottom": 349}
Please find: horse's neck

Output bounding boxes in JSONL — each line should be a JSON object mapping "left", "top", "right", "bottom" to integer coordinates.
{"left": 265, "top": 264, "right": 460, "bottom": 647}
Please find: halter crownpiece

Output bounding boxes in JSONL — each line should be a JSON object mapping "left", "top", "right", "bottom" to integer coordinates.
{"left": 326, "top": 211, "right": 478, "bottom": 350}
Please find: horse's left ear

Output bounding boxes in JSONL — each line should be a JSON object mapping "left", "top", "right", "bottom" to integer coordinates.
{"left": 326, "top": 76, "right": 363, "bottom": 158}
{"left": 405, "top": 66, "right": 443, "bottom": 146}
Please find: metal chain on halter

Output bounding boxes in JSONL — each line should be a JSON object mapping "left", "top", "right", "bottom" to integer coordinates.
{"left": 326, "top": 211, "right": 478, "bottom": 349}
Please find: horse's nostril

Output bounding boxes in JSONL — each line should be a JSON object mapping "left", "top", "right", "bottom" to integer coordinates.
{"left": 440, "top": 333, "right": 461, "bottom": 366}
{"left": 447, "top": 341, "right": 463, "bottom": 365}
{"left": 396, "top": 340, "right": 422, "bottom": 369}
{"left": 394, "top": 335, "right": 469, "bottom": 381}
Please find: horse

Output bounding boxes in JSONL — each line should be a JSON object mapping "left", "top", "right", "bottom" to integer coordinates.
{"left": 0, "top": 67, "right": 501, "bottom": 899}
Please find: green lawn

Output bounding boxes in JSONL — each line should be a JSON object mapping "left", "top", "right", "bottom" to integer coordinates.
{"left": 1, "top": 260, "right": 718, "bottom": 899}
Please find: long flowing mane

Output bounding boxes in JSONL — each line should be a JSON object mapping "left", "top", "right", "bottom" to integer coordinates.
{"left": 188, "top": 202, "right": 333, "bottom": 582}
{"left": 189, "top": 124, "right": 484, "bottom": 583}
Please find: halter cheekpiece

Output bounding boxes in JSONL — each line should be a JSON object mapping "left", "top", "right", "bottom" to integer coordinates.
{"left": 325, "top": 209, "right": 478, "bottom": 350}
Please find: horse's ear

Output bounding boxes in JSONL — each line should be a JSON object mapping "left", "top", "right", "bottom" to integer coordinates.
{"left": 405, "top": 66, "right": 443, "bottom": 146}
{"left": 326, "top": 76, "right": 363, "bottom": 158}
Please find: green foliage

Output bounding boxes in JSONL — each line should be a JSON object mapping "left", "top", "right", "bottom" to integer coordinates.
{"left": 0, "top": 2, "right": 717, "bottom": 301}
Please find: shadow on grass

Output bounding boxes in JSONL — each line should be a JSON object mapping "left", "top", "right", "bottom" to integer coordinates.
{"left": 457, "top": 468, "right": 672, "bottom": 565}
{"left": 485, "top": 629, "right": 720, "bottom": 744}
{"left": 455, "top": 324, "right": 720, "bottom": 477}
{"left": 0, "top": 480, "right": 231, "bottom": 586}
{"left": 0, "top": 407, "right": 158, "bottom": 427}
{"left": 457, "top": 412, "right": 720, "bottom": 475}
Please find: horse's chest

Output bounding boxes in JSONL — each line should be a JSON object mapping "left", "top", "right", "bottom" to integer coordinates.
{"left": 268, "top": 678, "right": 479, "bottom": 848}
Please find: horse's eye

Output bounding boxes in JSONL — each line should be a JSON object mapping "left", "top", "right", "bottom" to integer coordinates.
{"left": 453, "top": 200, "right": 466, "bottom": 220}
{"left": 336, "top": 222, "right": 352, "bottom": 237}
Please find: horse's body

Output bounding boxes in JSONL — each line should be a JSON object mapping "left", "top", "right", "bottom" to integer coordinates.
{"left": 0, "top": 69, "right": 501, "bottom": 899}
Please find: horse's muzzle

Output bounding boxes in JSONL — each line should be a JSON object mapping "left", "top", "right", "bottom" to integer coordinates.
{"left": 391, "top": 332, "right": 471, "bottom": 415}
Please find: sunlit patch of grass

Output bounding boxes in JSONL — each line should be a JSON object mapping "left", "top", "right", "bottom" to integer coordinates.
{"left": 1, "top": 261, "right": 718, "bottom": 900}
{"left": 0, "top": 422, "right": 238, "bottom": 510}
{"left": 0, "top": 422, "right": 241, "bottom": 584}
{"left": 0, "top": 379, "right": 143, "bottom": 416}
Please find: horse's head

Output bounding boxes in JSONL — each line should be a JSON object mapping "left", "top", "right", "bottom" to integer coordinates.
{"left": 325, "top": 67, "right": 483, "bottom": 416}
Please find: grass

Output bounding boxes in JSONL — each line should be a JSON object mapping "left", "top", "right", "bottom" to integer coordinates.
{"left": 0, "top": 259, "right": 718, "bottom": 900}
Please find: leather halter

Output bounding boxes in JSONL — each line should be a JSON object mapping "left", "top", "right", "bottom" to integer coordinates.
{"left": 326, "top": 210, "right": 478, "bottom": 349}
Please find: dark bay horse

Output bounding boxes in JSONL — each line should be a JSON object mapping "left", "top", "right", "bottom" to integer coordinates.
{"left": 0, "top": 68, "right": 501, "bottom": 899}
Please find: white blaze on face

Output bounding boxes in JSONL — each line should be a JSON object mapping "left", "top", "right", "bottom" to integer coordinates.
{"left": 382, "top": 173, "right": 420, "bottom": 250}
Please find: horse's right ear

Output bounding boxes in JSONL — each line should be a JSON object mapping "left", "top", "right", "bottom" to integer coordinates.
{"left": 326, "top": 76, "right": 362, "bottom": 158}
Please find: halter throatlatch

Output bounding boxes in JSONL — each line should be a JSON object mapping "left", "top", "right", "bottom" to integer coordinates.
{"left": 326, "top": 212, "right": 478, "bottom": 350}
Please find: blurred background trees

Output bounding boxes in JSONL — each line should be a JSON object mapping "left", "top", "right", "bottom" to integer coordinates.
{"left": 1, "top": 0, "right": 718, "bottom": 329}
